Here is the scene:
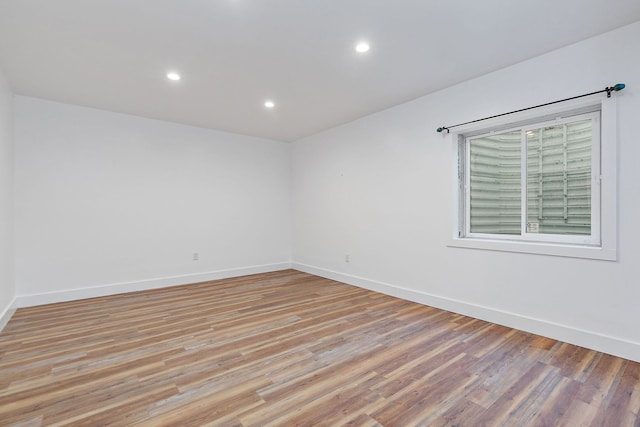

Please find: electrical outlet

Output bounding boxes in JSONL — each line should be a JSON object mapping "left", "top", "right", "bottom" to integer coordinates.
{"left": 345, "top": 254, "right": 350, "bottom": 263}
{"left": 193, "top": 252, "right": 199, "bottom": 261}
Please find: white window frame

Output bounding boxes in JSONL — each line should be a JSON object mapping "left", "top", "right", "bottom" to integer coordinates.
{"left": 465, "top": 111, "right": 600, "bottom": 245}
{"left": 448, "top": 95, "right": 617, "bottom": 261}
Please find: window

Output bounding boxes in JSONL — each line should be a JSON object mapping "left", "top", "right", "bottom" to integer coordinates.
{"left": 449, "top": 98, "right": 617, "bottom": 260}
{"left": 466, "top": 112, "right": 599, "bottom": 245}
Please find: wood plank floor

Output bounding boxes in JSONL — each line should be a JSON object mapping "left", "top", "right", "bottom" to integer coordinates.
{"left": 1, "top": 270, "right": 639, "bottom": 426}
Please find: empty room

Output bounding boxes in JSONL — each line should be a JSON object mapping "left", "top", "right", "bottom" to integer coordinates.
{"left": 1, "top": 1, "right": 640, "bottom": 425}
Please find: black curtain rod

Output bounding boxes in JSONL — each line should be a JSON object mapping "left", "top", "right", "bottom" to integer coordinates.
{"left": 436, "top": 83, "right": 626, "bottom": 133}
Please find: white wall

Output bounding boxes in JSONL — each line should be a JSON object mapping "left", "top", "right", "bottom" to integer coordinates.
{"left": 292, "top": 22, "right": 640, "bottom": 362}
{"left": 0, "top": 68, "right": 15, "bottom": 324}
{"left": 14, "top": 97, "right": 291, "bottom": 305}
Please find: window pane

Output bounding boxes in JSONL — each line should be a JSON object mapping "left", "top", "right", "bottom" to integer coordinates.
{"left": 469, "top": 130, "right": 521, "bottom": 234}
{"left": 526, "top": 119, "right": 591, "bottom": 235}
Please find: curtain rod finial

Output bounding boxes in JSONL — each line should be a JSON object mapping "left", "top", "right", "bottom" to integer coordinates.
{"left": 607, "top": 83, "right": 626, "bottom": 98}
{"left": 437, "top": 126, "right": 449, "bottom": 133}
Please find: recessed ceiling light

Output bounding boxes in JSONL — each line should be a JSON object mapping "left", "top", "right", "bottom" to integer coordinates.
{"left": 166, "top": 72, "right": 181, "bottom": 81}
{"left": 355, "top": 42, "right": 370, "bottom": 53}
{"left": 264, "top": 100, "right": 275, "bottom": 109}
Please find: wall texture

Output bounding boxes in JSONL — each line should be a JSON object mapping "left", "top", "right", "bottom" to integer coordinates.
{"left": 291, "top": 22, "right": 640, "bottom": 361}
{"left": 0, "top": 68, "right": 14, "bottom": 323}
{"left": 14, "top": 97, "right": 291, "bottom": 305}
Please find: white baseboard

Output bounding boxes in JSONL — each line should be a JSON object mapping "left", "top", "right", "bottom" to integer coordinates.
{"left": 292, "top": 262, "right": 640, "bottom": 364}
{"left": 14, "top": 262, "right": 292, "bottom": 308}
{"left": 0, "top": 296, "right": 16, "bottom": 332}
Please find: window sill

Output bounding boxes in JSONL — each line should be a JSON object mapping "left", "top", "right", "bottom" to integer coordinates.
{"left": 447, "top": 237, "right": 616, "bottom": 261}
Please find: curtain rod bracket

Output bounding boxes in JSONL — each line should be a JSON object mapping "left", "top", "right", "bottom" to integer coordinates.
{"left": 606, "top": 83, "right": 626, "bottom": 98}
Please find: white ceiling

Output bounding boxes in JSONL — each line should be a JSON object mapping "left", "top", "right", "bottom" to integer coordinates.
{"left": 1, "top": 1, "right": 639, "bottom": 142}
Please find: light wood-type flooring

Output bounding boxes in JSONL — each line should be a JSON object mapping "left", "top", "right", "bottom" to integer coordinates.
{"left": 1, "top": 270, "right": 639, "bottom": 426}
